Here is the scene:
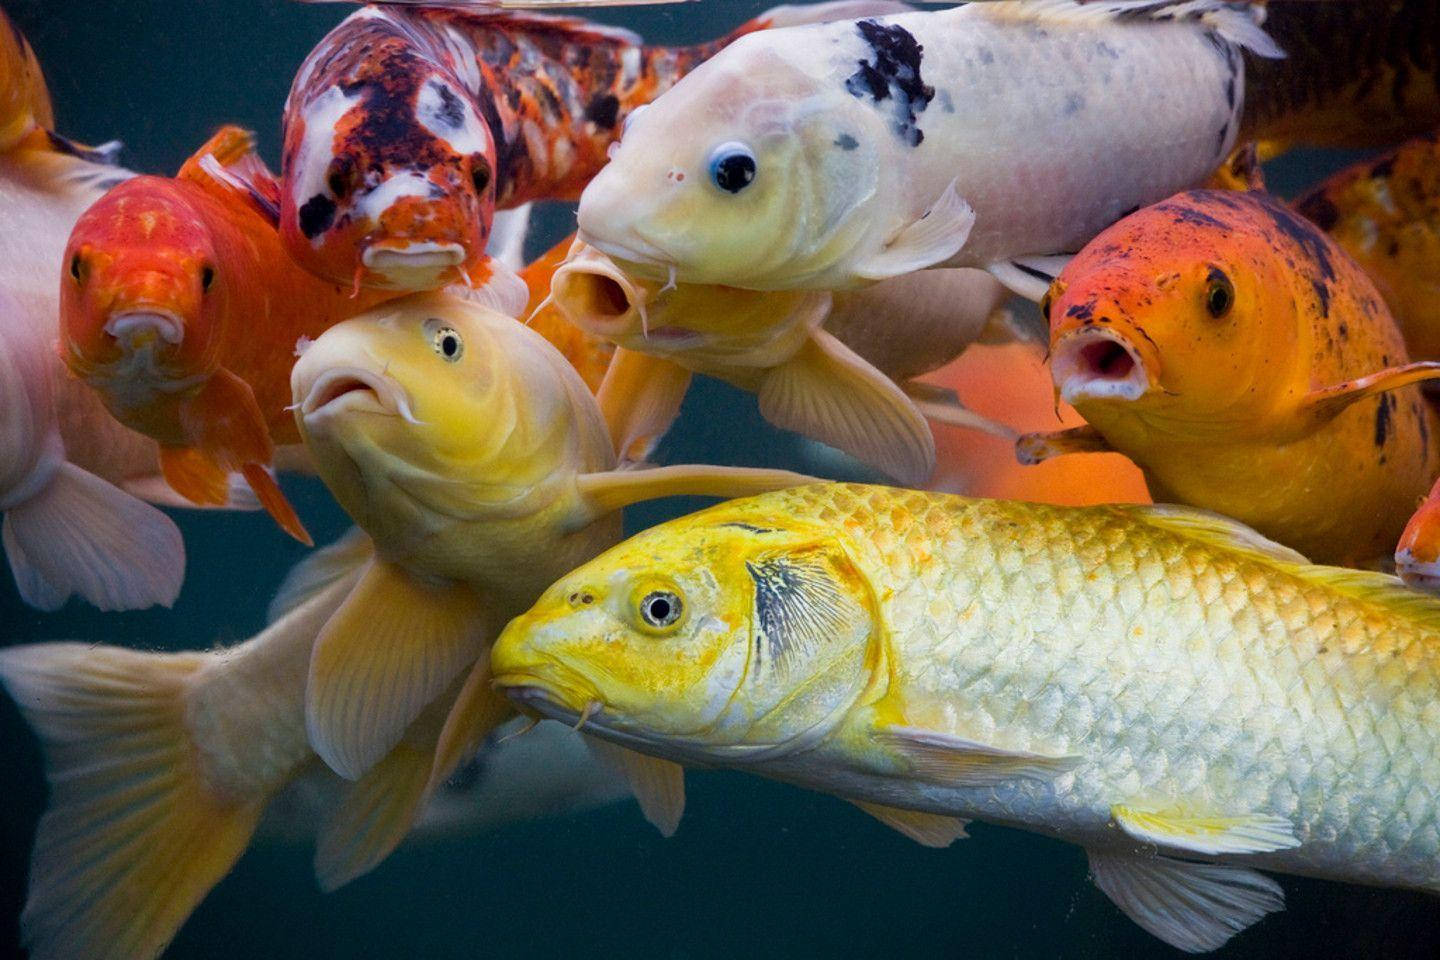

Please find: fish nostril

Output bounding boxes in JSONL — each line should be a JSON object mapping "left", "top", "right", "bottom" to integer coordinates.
{"left": 1080, "top": 340, "right": 1136, "bottom": 380}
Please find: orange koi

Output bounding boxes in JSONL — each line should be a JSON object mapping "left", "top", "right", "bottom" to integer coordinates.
{"left": 1020, "top": 189, "right": 1440, "bottom": 565}
{"left": 60, "top": 125, "right": 394, "bottom": 544}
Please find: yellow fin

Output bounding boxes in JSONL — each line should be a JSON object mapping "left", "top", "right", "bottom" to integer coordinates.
{"left": 1119, "top": 503, "right": 1310, "bottom": 566}
{"left": 597, "top": 347, "right": 693, "bottom": 462}
{"left": 430, "top": 648, "right": 514, "bottom": 792}
{"left": 853, "top": 180, "right": 974, "bottom": 281}
{"left": 1300, "top": 361, "right": 1440, "bottom": 425}
{"left": 1112, "top": 805, "right": 1299, "bottom": 856}
{"left": 572, "top": 464, "right": 812, "bottom": 527}
{"left": 306, "top": 560, "right": 490, "bottom": 781}
{"left": 0, "top": 643, "right": 265, "bottom": 960}
{"left": 586, "top": 737, "right": 686, "bottom": 837}
{"left": 1088, "top": 849, "right": 1284, "bottom": 953}
{"left": 851, "top": 800, "right": 969, "bottom": 848}
{"left": 876, "top": 725, "right": 1081, "bottom": 787}
{"left": 758, "top": 328, "right": 935, "bottom": 486}
{"left": 268, "top": 526, "right": 374, "bottom": 623}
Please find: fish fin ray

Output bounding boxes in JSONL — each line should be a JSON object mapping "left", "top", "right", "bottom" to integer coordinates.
{"left": 876, "top": 725, "right": 1081, "bottom": 786}
{"left": 1087, "top": 848, "right": 1285, "bottom": 953}
{"left": 43, "top": 130, "right": 123, "bottom": 166}
{"left": 758, "top": 328, "right": 935, "bottom": 486}
{"left": 854, "top": 181, "right": 974, "bottom": 281}
{"left": 3, "top": 462, "right": 183, "bottom": 611}
{"left": 851, "top": 800, "right": 968, "bottom": 848}
{"left": 241, "top": 463, "right": 311, "bottom": 546}
{"left": 908, "top": 388, "right": 1018, "bottom": 440}
{"left": 1300, "top": 362, "right": 1440, "bottom": 425}
{"left": 573, "top": 464, "right": 811, "bottom": 527}
{"left": 268, "top": 527, "right": 373, "bottom": 623}
{"left": 430, "top": 649, "right": 513, "bottom": 792}
{"left": 597, "top": 348, "right": 692, "bottom": 463}
{"left": 1112, "top": 805, "right": 1300, "bottom": 856}
{"left": 121, "top": 471, "right": 262, "bottom": 512}
{"left": 306, "top": 560, "right": 490, "bottom": 781}
{"left": 586, "top": 737, "right": 686, "bottom": 837}
{"left": 178, "top": 125, "right": 281, "bottom": 226}
{"left": 969, "top": 1, "right": 1282, "bottom": 59}
{"left": 444, "top": 258, "right": 530, "bottom": 318}
{"left": 159, "top": 446, "right": 231, "bottom": 506}
{"left": 1119, "top": 503, "right": 1310, "bottom": 565}
{"left": 0, "top": 643, "right": 264, "bottom": 960}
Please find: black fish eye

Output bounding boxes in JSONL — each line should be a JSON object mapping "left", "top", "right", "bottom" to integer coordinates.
{"left": 639, "top": 590, "right": 682, "bottom": 629}
{"left": 327, "top": 162, "right": 356, "bottom": 199}
{"left": 471, "top": 163, "right": 491, "bottom": 195}
{"left": 431, "top": 324, "right": 463, "bottom": 361}
{"left": 708, "top": 142, "right": 757, "bottom": 195}
{"left": 1204, "top": 268, "right": 1234, "bottom": 319}
{"left": 69, "top": 253, "right": 84, "bottom": 283}
{"left": 201, "top": 265, "right": 216, "bottom": 291}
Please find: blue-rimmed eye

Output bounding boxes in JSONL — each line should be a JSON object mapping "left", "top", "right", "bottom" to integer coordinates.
{"left": 708, "top": 142, "right": 757, "bottom": 194}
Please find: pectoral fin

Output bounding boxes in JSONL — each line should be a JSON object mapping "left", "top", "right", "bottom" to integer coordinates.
{"left": 876, "top": 725, "right": 1081, "bottom": 787}
{"left": 306, "top": 559, "right": 490, "bottom": 781}
{"left": 1087, "top": 849, "right": 1285, "bottom": 953}
{"left": 1300, "top": 362, "right": 1440, "bottom": 425}
{"left": 596, "top": 347, "right": 693, "bottom": 463}
{"left": 758, "top": 328, "right": 935, "bottom": 486}
{"left": 429, "top": 648, "right": 514, "bottom": 792}
{"left": 267, "top": 527, "right": 373, "bottom": 623}
{"left": 178, "top": 125, "right": 281, "bottom": 226}
{"left": 853, "top": 180, "right": 974, "bottom": 280}
{"left": 905, "top": 383, "right": 1017, "bottom": 440}
{"left": 586, "top": 737, "right": 686, "bottom": 837}
{"left": 987, "top": 256, "right": 1073, "bottom": 303}
{"left": 572, "top": 464, "right": 812, "bottom": 528}
{"left": 1015, "top": 425, "right": 1116, "bottom": 465}
{"left": 1112, "top": 805, "right": 1300, "bottom": 856}
{"left": 851, "top": 800, "right": 969, "bottom": 848}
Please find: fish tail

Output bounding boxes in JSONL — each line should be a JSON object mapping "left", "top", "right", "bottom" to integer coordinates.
{"left": 0, "top": 643, "right": 265, "bottom": 960}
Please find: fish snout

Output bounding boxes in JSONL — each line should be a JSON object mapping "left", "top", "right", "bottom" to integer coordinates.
{"left": 103, "top": 309, "right": 185, "bottom": 351}
{"left": 294, "top": 364, "right": 422, "bottom": 426}
{"left": 1050, "top": 327, "right": 1155, "bottom": 406}
{"left": 360, "top": 241, "right": 468, "bottom": 291}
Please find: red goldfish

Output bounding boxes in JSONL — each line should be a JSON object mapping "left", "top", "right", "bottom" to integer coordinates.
{"left": 60, "top": 125, "right": 394, "bottom": 544}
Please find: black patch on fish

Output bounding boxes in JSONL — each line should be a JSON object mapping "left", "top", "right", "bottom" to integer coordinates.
{"left": 298, "top": 193, "right": 338, "bottom": 239}
{"left": 1311, "top": 278, "right": 1331, "bottom": 317}
{"left": 1293, "top": 192, "right": 1340, "bottom": 232}
{"left": 720, "top": 522, "right": 779, "bottom": 534}
{"left": 1370, "top": 154, "right": 1397, "bottom": 180}
{"left": 1065, "top": 301, "right": 1095, "bottom": 322}
{"left": 1375, "top": 393, "right": 1395, "bottom": 448}
{"left": 1418, "top": 402, "right": 1430, "bottom": 452}
{"left": 432, "top": 81, "right": 466, "bottom": 129}
{"left": 584, "top": 93, "right": 621, "bottom": 130}
{"left": 834, "top": 133, "right": 860, "bottom": 151}
{"left": 1012, "top": 261, "right": 1056, "bottom": 283}
{"left": 1161, "top": 202, "right": 1231, "bottom": 231}
{"left": 1338, "top": 321, "right": 1349, "bottom": 340}
{"left": 844, "top": 20, "right": 934, "bottom": 147}
{"left": 747, "top": 555, "right": 856, "bottom": 672}
{"left": 1256, "top": 194, "right": 1338, "bottom": 283}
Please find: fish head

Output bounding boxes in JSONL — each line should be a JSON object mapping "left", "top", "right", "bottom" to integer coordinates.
{"left": 1045, "top": 192, "right": 1292, "bottom": 430}
{"left": 577, "top": 36, "right": 882, "bottom": 290}
{"left": 60, "top": 178, "right": 224, "bottom": 390}
{"left": 292, "top": 290, "right": 593, "bottom": 539}
{"left": 280, "top": 47, "right": 498, "bottom": 293}
{"left": 492, "top": 499, "right": 881, "bottom": 758}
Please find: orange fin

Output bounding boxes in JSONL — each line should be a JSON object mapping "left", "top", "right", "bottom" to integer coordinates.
{"left": 241, "top": 463, "right": 311, "bottom": 546}
{"left": 1015, "top": 425, "right": 1116, "bottom": 465}
{"left": 159, "top": 446, "right": 230, "bottom": 506}
{"left": 597, "top": 347, "right": 693, "bottom": 463}
{"left": 178, "top": 125, "right": 280, "bottom": 226}
{"left": 1301, "top": 362, "right": 1440, "bottom": 426}
{"left": 1397, "top": 475, "right": 1440, "bottom": 591}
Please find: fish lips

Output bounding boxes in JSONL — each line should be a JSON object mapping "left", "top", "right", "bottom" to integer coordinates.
{"left": 1050, "top": 327, "right": 1157, "bottom": 407}
{"left": 360, "top": 241, "right": 468, "bottom": 290}
{"left": 295, "top": 365, "right": 423, "bottom": 426}
{"left": 103, "top": 308, "right": 185, "bottom": 350}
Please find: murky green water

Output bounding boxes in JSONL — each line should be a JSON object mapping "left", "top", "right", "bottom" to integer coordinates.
{"left": 2, "top": 2, "right": 1438, "bottom": 957}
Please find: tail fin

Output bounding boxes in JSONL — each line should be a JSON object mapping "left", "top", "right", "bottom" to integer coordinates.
{"left": 0, "top": 644, "right": 266, "bottom": 960}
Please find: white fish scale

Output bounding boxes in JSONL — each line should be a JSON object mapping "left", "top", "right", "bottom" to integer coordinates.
{"left": 796, "top": 486, "right": 1440, "bottom": 890}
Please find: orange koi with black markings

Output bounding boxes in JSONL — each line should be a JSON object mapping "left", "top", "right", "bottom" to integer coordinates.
{"left": 60, "top": 126, "right": 395, "bottom": 544}
{"left": 1019, "top": 188, "right": 1440, "bottom": 565}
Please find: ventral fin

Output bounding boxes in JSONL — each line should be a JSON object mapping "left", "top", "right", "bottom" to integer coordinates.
{"left": 1087, "top": 849, "right": 1285, "bottom": 953}
{"left": 1300, "top": 362, "right": 1440, "bottom": 426}
{"left": 159, "top": 446, "right": 231, "bottom": 507}
{"left": 178, "top": 125, "right": 281, "bottom": 227}
{"left": 429, "top": 648, "right": 514, "bottom": 792}
{"left": 572, "top": 464, "right": 811, "bottom": 529}
{"left": 854, "top": 180, "right": 974, "bottom": 281}
{"left": 758, "top": 328, "right": 935, "bottom": 486}
{"left": 851, "top": 800, "right": 968, "bottom": 848}
{"left": 586, "top": 737, "right": 686, "bottom": 837}
{"left": 306, "top": 559, "right": 490, "bottom": 781}
{"left": 1014, "top": 425, "right": 1115, "bottom": 465}
{"left": 597, "top": 347, "right": 693, "bottom": 463}
{"left": 1112, "top": 805, "right": 1300, "bottom": 856}
{"left": 876, "top": 725, "right": 1081, "bottom": 787}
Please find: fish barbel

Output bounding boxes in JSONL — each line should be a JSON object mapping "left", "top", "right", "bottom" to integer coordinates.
{"left": 492, "top": 482, "right": 1440, "bottom": 953}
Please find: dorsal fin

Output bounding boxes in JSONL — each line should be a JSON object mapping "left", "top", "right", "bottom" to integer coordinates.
{"left": 962, "top": 1, "right": 1283, "bottom": 59}
{"left": 177, "top": 125, "right": 281, "bottom": 227}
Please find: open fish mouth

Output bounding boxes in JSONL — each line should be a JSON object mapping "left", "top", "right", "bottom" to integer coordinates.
{"left": 297, "top": 366, "right": 423, "bottom": 424}
{"left": 1051, "top": 328, "right": 1153, "bottom": 406}
{"left": 104, "top": 309, "right": 185, "bottom": 349}
{"left": 552, "top": 260, "right": 646, "bottom": 337}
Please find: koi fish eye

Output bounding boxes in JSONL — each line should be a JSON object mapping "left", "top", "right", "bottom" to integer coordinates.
{"left": 429, "top": 322, "right": 464, "bottom": 362}
{"left": 201, "top": 265, "right": 216, "bottom": 292}
{"left": 638, "top": 589, "right": 683, "bottom": 630}
{"left": 1204, "top": 267, "right": 1234, "bottom": 319}
{"left": 327, "top": 161, "right": 358, "bottom": 200}
{"left": 68, "top": 252, "right": 85, "bottom": 284}
{"left": 708, "top": 142, "right": 757, "bottom": 195}
{"left": 471, "top": 163, "right": 491, "bottom": 195}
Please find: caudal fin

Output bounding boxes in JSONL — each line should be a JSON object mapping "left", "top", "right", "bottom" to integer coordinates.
{"left": 2, "top": 461, "right": 184, "bottom": 611}
{"left": 0, "top": 643, "right": 266, "bottom": 960}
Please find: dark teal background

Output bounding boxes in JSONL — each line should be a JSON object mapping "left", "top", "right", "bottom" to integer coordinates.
{"left": 2, "top": 2, "right": 1438, "bottom": 958}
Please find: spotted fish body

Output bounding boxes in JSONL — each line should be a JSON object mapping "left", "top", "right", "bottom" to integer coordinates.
{"left": 492, "top": 483, "right": 1440, "bottom": 952}
{"left": 1293, "top": 132, "right": 1440, "bottom": 361}
{"left": 1242, "top": 0, "right": 1440, "bottom": 152}
{"left": 281, "top": 5, "right": 764, "bottom": 293}
{"left": 577, "top": 1, "right": 1275, "bottom": 291}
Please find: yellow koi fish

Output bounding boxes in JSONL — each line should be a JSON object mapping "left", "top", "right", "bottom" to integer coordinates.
{"left": 492, "top": 482, "right": 1440, "bottom": 954}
